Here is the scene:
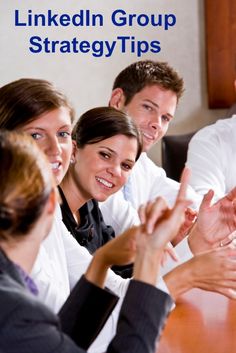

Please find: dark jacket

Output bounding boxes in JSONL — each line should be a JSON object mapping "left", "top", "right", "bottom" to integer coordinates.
{"left": 0, "top": 249, "right": 173, "bottom": 353}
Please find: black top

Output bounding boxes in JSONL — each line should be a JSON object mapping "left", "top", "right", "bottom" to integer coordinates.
{"left": 59, "top": 187, "right": 133, "bottom": 278}
{"left": 59, "top": 186, "right": 115, "bottom": 254}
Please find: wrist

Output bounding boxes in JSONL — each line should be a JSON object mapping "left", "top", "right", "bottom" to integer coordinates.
{"left": 188, "top": 223, "right": 211, "bottom": 254}
{"left": 164, "top": 261, "right": 194, "bottom": 300}
{"left": 133, "top": 249, "right": 162, "bottom": 286}
{"left": 85, "top": 249, "right": 110, "bottom": 288}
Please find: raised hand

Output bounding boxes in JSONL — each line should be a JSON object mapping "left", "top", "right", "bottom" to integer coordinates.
{"left": 138, "top": 167, "right": 192, "bottom": 249}
{"left": 96, "top": 227, "right": 138, "bottom": 267}
{"left": 132, "top": 169, "right": 191, "bottom": 285}
{"left": 164, "top": 243, "right": 236, "bottom": 300}
{"left": 188, "top": 187, "right": 236, "bottom": 254}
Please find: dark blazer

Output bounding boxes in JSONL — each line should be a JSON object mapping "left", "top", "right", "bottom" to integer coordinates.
{"left": 0, "top": 249, "right": 173, "bottom": 353}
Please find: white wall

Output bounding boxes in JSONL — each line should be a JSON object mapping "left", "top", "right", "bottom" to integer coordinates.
{"left": 0, "top": 0, "right": 227, "bottom": 165}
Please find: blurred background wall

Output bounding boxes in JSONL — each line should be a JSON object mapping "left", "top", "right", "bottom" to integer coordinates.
{"left": 0, "top": 0, "right": 228, "bottom": 165}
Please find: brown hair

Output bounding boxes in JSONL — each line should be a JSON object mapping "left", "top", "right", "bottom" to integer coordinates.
{"left": 112, "top": 60, "right": 184, "bottom": 105}
{"left": 0, "top": 78, "right": 75, "bottom": 130}
{"left": 73, "top": 106, "right": 143, "bottom": 161}
{"left": 0, "top": 130, "right": 54, "bottom": 240}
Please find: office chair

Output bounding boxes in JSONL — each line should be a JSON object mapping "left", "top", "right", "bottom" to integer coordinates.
{"left": 161, "top": 132, "right": 196, "bottom": 181}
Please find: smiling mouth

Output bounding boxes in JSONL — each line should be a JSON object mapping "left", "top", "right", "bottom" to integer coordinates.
{"left": 50, "top": 162, "right": 61, "bottom": 171}
{"left": 142, "top": 131, "right": 155, "bottom": 141}
{"left": 95, "top": 177, "right": 114, "bottom": 188}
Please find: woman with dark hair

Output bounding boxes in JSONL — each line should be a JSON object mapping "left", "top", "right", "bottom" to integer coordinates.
{"left": 0, "top": 129, "right": 183, "bottom": 353}
{"left": 59, "top": 107, "right": 142, "bottom": 258}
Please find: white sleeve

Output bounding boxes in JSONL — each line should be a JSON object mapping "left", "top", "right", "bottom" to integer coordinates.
{"left": 99, "top": 189, "right": 140, "bottom": 235}
{"left": 61, "top": 224, "right": 93, "bottom": 290}
{"left": 150, "top": 171, "right": 202, "bottom": 211}
{"left": 31, "top": 207, "right": 72, "bottom": 312}
{"left": 32, "top": 205, "right": 130, "bottom": 313}
{"left": 187, "top": 130, "right": 226, "bottom": 200}
{"left": 31, "top": 244, "right": 70, "bottom": 313}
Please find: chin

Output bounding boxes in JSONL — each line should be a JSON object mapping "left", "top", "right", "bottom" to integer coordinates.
{"left": 94, "top": 192, "right": 112, "bottom": 202}
{"left": 96, "top": 196, "right": 108, "bottom": 202}
{"left": 52, "top": 170, "right": 65, "bottom": 186}
{"left": 144, "top": 142, "right": 155, "bottom": 152}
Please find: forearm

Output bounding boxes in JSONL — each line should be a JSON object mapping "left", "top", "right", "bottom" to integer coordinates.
{"left": 163, "top": 261, "right": 194, "bottom": 300}
{"left": 108, "top": 280, "right": 173, "bottom": 353}
{"left": 59, "top": 275, "right": 118, "bottom": 350}
{"left": 85, "top": 248, "right": 110, "bottom": 288}
{"left": 133, "top": 249, "right": 162, "bottom": 286}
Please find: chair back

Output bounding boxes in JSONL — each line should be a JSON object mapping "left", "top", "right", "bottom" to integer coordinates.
{"left": 161, "top": 132, "right": 196, "bottom": 181}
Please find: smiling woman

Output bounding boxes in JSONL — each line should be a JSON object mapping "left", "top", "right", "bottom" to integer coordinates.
{"left": 0, "top": 79, "right": 74, "bottom": 186}
{"left": 19, "top": 107, "right": 73, "bottom": 186}
{"left": 59, "top": 106, "right": 142, "bottom": 258}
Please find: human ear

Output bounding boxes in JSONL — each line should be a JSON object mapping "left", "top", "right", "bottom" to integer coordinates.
{"left": 70, "top": 140, "right": 77, "bottom": 164}
{"left": 109, "top": 88, "right": 126, "bottom": 109}
{"left": 47, "top": 188, "right": 57, "bottom": 215}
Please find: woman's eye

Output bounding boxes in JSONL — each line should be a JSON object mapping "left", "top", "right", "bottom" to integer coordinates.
{"left": 58, "top": 131, "right": 71, "bottom": 138}
{"left": 31, "top": 133, "right": 41, "bottom": 140}
{"left": 99, "top": 151, "right": 110, "bottom": 159}
{"left": 122, "top": 163, "right": 132, "bottom": 171}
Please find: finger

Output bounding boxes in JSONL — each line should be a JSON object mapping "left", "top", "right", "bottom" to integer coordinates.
{"left": 165, "top": 243, "right": 179, "bottom": 262}
{"left": 228, "top": 231, "right": 236, "bottom": 242}
{"left": 138, "top": 200, "right": 155, "bottom": 224}
{"left": 168, "top": 199, "right": 192, "bottom": 236}
{"left": 219, "top": 237, "right": 236, "bottom": 248}
{"left": 145, "top": 197, "right": 168, "bottom": 234}
{"left": 223, "top": 288, "right": 236, "bottom": 300}
{"left": 138, "top": 204, "right": 146, "bottom": 224}
{"left": 160, "top": 252, "right": 167, "bottom": 267}
{"left": 211, "top": 286, "right": 236, "bottom": 300}
{"left": 185, "top": 207, "right": 197, "bottom": 219}
{"left": 224, "top": 186, "right": 236, "bottom": 202}
{"left": 199, "top": 189, "right": 214, "bottom": 211}
{"left": 176, "top": 167, "right": 191, "bottom": 201}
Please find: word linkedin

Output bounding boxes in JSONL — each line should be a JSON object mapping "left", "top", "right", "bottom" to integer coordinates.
{"left": 15, "top": 9, "right": 176, "bottom": 30}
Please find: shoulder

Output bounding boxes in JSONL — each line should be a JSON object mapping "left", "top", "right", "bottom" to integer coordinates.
{"left": 192, "top": 116, "right": 236, "bottom": 142}
{"left": 133, "top": 153, "right": 166, "bottom": 177}
{"left": 0, "top": 272, "right": 82, "bottom": 353}
{"left": 0, "top": 270, "right": 57, "bottom": 329}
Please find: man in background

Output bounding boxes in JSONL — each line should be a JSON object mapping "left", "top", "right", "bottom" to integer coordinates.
{"left": 99, "top": 60, "right": 201, "bottom": 237}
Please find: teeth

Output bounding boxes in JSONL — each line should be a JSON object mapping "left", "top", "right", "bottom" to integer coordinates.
{"left": 96, "top": 177, "right": 113, "bottom": 188}
{"left": 51, "top": 162, "right": 60, "bottom": 170}
{"left": 142, "top": 132, "right": 153, "bottom": 140}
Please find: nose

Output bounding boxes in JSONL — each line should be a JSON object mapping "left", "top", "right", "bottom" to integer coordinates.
{"left": 45, "top": 136, "right": 62, "bottom": 156}
{"left": 150, "top": 114, "right": 162, "bottom": 131}
{"left": 107, "top": 164, "right": 122, "bottom": 178}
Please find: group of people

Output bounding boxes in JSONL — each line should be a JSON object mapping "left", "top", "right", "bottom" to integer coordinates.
{"left": 0, "top": 60, "right": 236, "bottom": 353}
